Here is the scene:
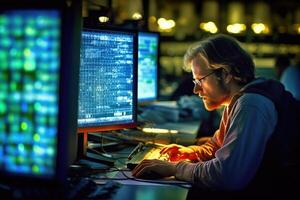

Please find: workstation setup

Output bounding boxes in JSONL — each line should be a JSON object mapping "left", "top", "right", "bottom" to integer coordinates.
{"left": 73, "top": 23, "right": 202, "bottom": 199}
{"left": 1, "top": 0, "right": 300, "bottom": 199}
{"left": 0, "top": 1, "right": 204, "bottom": 199}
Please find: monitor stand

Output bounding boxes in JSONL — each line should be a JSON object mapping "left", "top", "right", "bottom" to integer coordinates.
{"left": 77, "top": 131, "right": 118, "bottom": 167}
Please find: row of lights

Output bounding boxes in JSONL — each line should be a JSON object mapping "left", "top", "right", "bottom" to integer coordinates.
{"left": 98, "top": 13, "right": 297, "bottom": 35}
{"left": 200, "top": 21, "right": 270, "bottom": 34}
{"left": 98, "top": 12, "right": 176, "bottom": 32}
{"left": 95, "top": 4, "right": 300, "bottom": 34}
{"left": 93, "top": 0, "right": 300, "bottom": 35}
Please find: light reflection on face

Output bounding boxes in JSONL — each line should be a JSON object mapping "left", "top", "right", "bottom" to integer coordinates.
{"left": 191, "top": 56, "right": 229, "bottom": 111}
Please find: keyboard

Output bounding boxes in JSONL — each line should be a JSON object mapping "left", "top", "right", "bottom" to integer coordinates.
{"left": 127, "top": 144, "right": 169, "bottom": 166}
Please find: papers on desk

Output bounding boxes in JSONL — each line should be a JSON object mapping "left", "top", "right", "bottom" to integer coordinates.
{"left": 139, "top": 101, "right": 181, "bottom": 123}
{"left": 93, "top": 171, "right": 191, "bottom": 188}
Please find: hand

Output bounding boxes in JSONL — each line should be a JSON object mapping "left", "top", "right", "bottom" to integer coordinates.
{"left": 131, "top": 159, "right": 176, "bottom": 179}
{"left": 160, "top": 144, "right": 199, "bottom": 162}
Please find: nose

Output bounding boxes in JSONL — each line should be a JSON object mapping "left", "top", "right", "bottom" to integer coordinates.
{"left": 193, "top": 84, "right": 202, "bottom": 94}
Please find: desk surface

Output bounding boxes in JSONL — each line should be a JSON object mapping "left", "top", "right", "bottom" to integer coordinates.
{"left": 112, "top": 184, "right": 189, "bottom": 200}
{"left": 84, "top": 117, "right": 202, "bottom": 200}
{"left": 87, "top": 131, "right": 194, "bottom": 200}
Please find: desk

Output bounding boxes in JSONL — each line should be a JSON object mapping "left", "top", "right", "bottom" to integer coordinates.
{"left": 85, "top": 127, "right": 196, "bottom": 199}
{"left": 112, "top": 184, "right": 188, "bottom": 200}
{"left": 77, "top": 117, "right": 202, "bottom": 199}
{"left": 78, "top": 118, "right": 201, "bottom": 159}
{"left": 90, "top": 143, "right": 193, "bottom": 200}
{"left": 110, "top": 183, "right": 280, "bottom": 200}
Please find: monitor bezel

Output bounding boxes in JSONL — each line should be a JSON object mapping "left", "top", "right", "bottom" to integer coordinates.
{"left": 77, "top": 26, "right": 138, "bottom": 134}
{"left": 137, "top": 31, "right": 160, "bottom": 104}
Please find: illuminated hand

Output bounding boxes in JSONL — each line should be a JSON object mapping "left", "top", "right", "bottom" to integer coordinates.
{"left": 131, "top": 159, "right": 176, "bottom": 179}
{"left": 160, "top": 144, "right": 199, "bottom": 162}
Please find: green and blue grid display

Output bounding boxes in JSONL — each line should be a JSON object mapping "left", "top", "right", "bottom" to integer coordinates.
{"left": 0, "top": 10, "right": 60, "bottom": 177}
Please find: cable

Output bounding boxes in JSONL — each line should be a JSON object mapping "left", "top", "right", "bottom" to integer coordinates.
{"left": 118, "top": 168, "right": 191, "bottom": 189}
{"left": 91, "top": 166, "right": 191, "bottom": 189}
{"left": 87, "top": 148, "right": 128, "bottom": 160}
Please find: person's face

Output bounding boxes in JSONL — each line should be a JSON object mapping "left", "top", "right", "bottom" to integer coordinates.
{"left": 191, "top": 56, "right": 230, "bottom": 111}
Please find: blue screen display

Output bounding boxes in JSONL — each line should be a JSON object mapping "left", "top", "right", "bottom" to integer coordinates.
{"left": 78, "top": 29, "right": 136, "bottom": 128}
{"left": 0, "top": 10, "right": 61, "bottom": 177}
{"left": 138, "top": 32, "right": 159, "bottom": 102}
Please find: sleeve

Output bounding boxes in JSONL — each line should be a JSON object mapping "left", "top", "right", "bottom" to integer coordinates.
{"left": 174, "top": 94, "right": 277, "bottom": 190}
{"left": 189, "top": 129, "right": 222, "bottom": 161}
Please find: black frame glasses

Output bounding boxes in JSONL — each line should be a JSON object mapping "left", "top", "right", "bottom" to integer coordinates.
{"left": 193, "top": 71, "right": 215, "bottom": 87}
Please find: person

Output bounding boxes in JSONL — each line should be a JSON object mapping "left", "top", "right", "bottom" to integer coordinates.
{"left": 169, "top": 72, "right": 221, "bottom": 138}
{"left": 275, "top": 55, "right": 300, "bottom": 100}
{"left": 132, "top": 34, "right": 300, "bottom": 196}
{"left": 274, "top": 54, "right": 291, "bottom": 80}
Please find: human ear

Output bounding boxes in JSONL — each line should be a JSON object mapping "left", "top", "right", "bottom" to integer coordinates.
{"left": 222, "top": 69, "right": 233, "bottom": 84}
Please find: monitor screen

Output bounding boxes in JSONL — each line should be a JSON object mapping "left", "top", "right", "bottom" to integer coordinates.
{"left": 0, "top": 10, "right": 61, "bottom": 177}
{"left": 138, "top": 32, "right": 159, "bottom": 103}
{"left": 0, "top": 10, "right": 61, "bottom": 179}
{"left": 0, "top": 2, "right": 81, "bottom": 190}
{"left": 78, "top": 28, "right": 138, "bottom": 133}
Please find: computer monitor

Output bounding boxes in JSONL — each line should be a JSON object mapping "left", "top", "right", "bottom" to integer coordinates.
{"left": 137, "top": 32, "right": 160, "bottom": 103}
{"left": 0, "top": 1, "right": 81, "bottom": 194}
{"left": 77, "top": 27, "right": 138, "bottom": 135}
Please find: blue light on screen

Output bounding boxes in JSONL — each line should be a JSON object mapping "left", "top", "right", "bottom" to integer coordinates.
{"left": 0, "top": 10, "right": 61, "bottom": 177}
{"left": 138, "top": 32, "right": 159, "bottom": 102}
{"left": 78, "top": 29, "right": 136, "bottom": 128}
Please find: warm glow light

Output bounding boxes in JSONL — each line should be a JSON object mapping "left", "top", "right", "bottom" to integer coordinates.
{"left": 142, "top": 127, "right": 178, "bottom": 134}
{"left": 132, "top": 12, "right": 142, "bottom": 20}
{"left": 294, "top": 24, "right": 300, "bottom": 34}
{"left": 98, "top": 16, "right": 109, "bottom": 23}
{"left": 157, "top": 18, "right": 176, "bottom": 32}
{"left": 251, "top": 23, "right": 270, "bottom": 34}
{"left": 226, "top": 23, "right": 246, "bottom": 34}
{"left": 199, "top": 21, "right": 218, "bottom": 33}
{"left": 149, "top": 16, "right": 157, "bottom": 23}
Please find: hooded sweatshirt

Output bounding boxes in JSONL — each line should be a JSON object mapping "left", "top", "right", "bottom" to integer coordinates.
{"left": 174, "top": 77, "right": 299, "bottom": 193}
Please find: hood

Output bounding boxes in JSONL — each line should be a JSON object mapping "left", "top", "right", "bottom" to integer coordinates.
{"left": 240, "top": 77, "right": 288, "bottom": 107}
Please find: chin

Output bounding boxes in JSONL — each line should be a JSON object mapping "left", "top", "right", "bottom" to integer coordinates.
{"left": 203, "top": 101, "right": 221, "bottom": 111}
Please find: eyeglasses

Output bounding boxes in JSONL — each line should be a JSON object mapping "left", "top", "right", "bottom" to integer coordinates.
{"left": 193, "top": 71, "right": 215, "bottom": 87}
